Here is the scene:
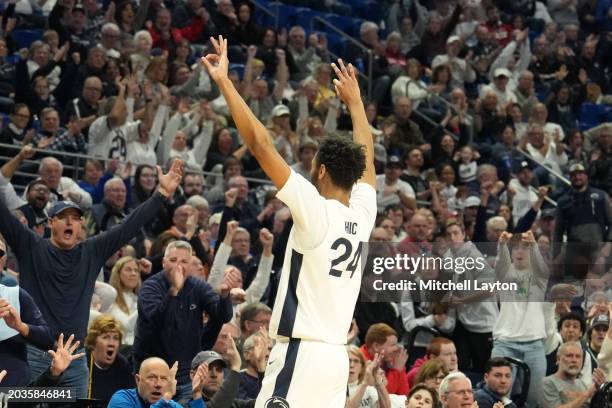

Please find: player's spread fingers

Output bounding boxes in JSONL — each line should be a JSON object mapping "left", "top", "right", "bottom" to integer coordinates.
{"left": 330, "top": 63, "right": 344, "bottom": 81}
{"left": 338, "top": 59, "right": 349, "bottom": 77}
{"left": 348, "top": 63, "right": 356, "bottom": 79}
{"left": 210, "top": 37, "right": 221, "bottom": 54}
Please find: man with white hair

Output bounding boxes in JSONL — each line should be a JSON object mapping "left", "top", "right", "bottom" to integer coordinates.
{"left": 99, "top": 23, "right": 121, "bottom": 55}
{"left": 539, "top": 341, "right": 605, "bottom": 408}
{"left": 439, "top": 372, "right": 474, "bottom": 408}
{"left": 38, "top": 157, "right": 92, "bottom": 210}
{"left": 287, "top": 25, "right": 322, "bottom": 81}
{"left": 84, "top": 177, "right": 127, "bottom": 236}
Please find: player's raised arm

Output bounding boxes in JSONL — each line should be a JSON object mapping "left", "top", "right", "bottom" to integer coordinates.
{"left": 331, "top": 60, "right": 376, "bottom": 189}
{"left": 201, "top": 36, "right": 291, "bottom": 189}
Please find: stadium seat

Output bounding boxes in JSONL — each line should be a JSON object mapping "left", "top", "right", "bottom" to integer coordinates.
{"left": 591, "top": 382, "right": 612, "bottom": 407}
{"left": 291, "top": 7, "right": 326, "bottom": 29}
{"left": 323, "top": 13, "right": 355, "bottom": 34}
{"left": 258, "top": 3, "right": 297, "bottom": 29}
{"left": 404, "top": 326, "right": 443, "bottom": 370}
{"left": 228, "top": 63, "right": 246, "bottom": 80}
{"left": 505, "top": 357, "right": 531, "bottom": 408}
{"left": 355, "top": 1, "right": 382, "bottom": 23}
{"left": 579, "top": 103, "right": 612, "bottom": 131}
{"left": 11, "top": 29, "right": 44, "bottom": 49}
{"left": 350, "top": 18, "right": 367, "bottom": 38}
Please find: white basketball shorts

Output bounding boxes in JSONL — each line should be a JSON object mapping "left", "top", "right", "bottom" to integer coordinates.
{"left": 255, "top": 338, "right": 349, "bottom": 408}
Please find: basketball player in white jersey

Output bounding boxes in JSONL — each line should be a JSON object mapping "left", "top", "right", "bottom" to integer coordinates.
{"left": 202, "top": 36, "right": 377, "bottom": 408}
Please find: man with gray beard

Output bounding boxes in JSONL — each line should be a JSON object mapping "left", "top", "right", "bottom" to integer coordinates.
{"left": 539, "top": 341, "right": 605, "bottom": 408}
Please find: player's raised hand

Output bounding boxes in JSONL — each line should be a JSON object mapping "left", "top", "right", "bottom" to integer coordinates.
{"left": 331, "top": 59, "right": 361, "bottom": 109}
{"left": 201, "top": 36, "right": 229, "bottom": 83}
{"left": 0, "top": 369, "right": 6, "bottom": 383}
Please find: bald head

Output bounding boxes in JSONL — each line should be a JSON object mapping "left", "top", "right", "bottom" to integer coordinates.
{"left": 139, "top": 357, "right": 169, "bottom": 375}
{"left": 137, "top": 357, "right": 171, "bottom": 404}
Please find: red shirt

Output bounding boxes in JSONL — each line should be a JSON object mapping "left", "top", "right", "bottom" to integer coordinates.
{"left": 485, "top": 22, "right": 514, "bottom": 47}
{"left": 360, "top": 345, "right": 410, "bottom": 395}
{"left": 148, "top": 17, "right": 205, "bottom": 51}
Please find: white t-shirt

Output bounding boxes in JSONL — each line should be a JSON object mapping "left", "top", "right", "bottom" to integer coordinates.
{"left": 375, "top": 175, "right": 416, "bottom": 213}
{"left": 347, "top": 382, "right": 379, "bottom": 408}
{"left": 88, "top": 116, "right": 140, "bottom": 162}
{"left": 270, "top": 171, "right": 377, "bottom": 344}
{"left": 504, "top": 178, "right": 539, "bottom": 221}
{"left": 459, "top": 161, "right": 478, "bottom": 184}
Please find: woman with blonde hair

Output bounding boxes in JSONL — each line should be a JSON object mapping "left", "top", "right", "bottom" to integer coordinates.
{"left": 85, "top": 315, "right": 134, "bottom": 403}
{"left": 107, "top": 256, "right": 141, "bottom": 346}
{"left": 346, "top": 345, "right": 392, "bottom": 408}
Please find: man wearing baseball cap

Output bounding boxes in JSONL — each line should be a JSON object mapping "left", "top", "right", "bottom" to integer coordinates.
{"left": 552, "top": 162, "right": 611, "bottom": 259}
{"left": 188, "top": 343, "right": 256, "bottom": 408}
{"left": 480, "top": 67, "right": 517, "bottom": 109}
{"left": 504, "top": 161, "right": 538, "bottom": 221}
{"left": 586, "top": 314, "right": 609, "bottom": 374}
{"left": 432, "top": 35, "right": 476, "bottom": 89}
{"left": 375, "top": 155, "right": 416, "bottom": 212}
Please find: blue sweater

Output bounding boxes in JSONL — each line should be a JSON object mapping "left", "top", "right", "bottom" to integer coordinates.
{"left": 0, "top": 191, "right": 166, "bottom": 341}
{"left": 108, "top": 388, "right": 206, "bottom": 408}
{"left": 134, "top": 273, "right": 233, "bottom": 385}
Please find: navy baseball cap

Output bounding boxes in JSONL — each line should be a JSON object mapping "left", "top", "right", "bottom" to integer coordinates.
{"left": 48, "top": 201, "right": 84, "bottom": 218}
{"left": 191, "top": 350, "right": 227, "bottom": 370}
{"left": 515, "top": 160, "right": 532, "bottom": 173}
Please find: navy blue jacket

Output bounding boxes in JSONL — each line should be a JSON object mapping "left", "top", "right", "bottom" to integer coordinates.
{"left": 475, "top": 385, "right": 518, "bottom": 408}
{"left": 133, "top": 273, "right": 233, "bottom": 385}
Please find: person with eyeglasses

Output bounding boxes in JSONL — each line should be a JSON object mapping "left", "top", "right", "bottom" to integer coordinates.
{"left": 439, "top": 372, "right": 476, "bottom": 408}
{"left": 414, "top": 357, "right": 449, "bottom": 399}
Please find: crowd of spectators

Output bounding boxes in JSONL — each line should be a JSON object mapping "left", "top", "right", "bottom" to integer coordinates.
{"left": 0, "top": 0, "right": 611, "bottom": 406}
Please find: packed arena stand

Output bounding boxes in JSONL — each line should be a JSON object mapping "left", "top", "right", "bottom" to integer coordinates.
{"left": 0, "top": 0, "right": 611, "bottom": 407}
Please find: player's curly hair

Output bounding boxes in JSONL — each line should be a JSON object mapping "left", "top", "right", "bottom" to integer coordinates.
{"left": 316, "top": 135, "right": 366, "bottom": 191}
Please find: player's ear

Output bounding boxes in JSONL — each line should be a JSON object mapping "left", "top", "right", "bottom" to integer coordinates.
{"left": 318, "top": 163, "right": 326, "bottom": 181}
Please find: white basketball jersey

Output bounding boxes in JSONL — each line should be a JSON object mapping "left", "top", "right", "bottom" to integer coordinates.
{"left": 270, "top": 170, "right": 377, "bottom": 345}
